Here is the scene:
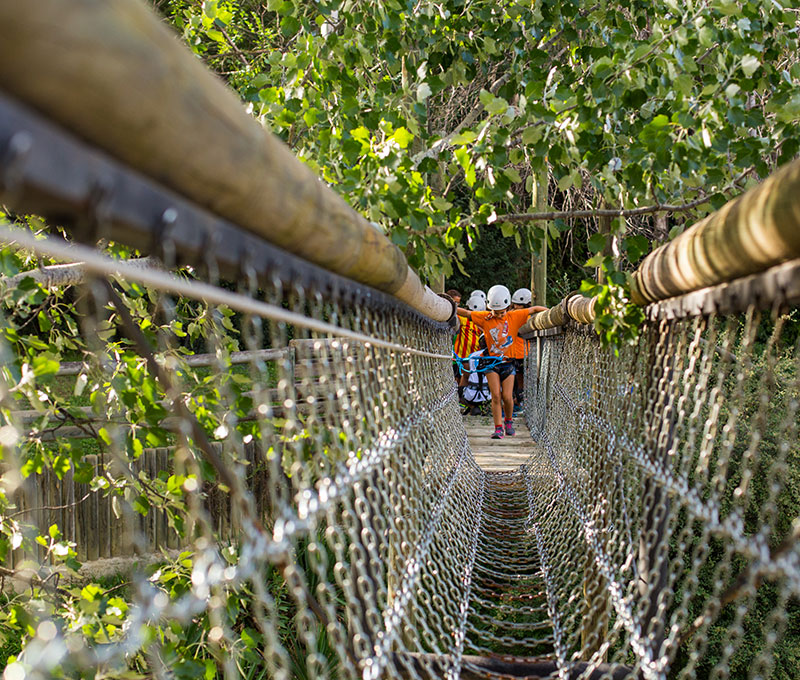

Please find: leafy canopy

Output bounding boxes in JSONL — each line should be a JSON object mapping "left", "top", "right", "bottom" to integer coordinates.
{"left": 157, "top": 0, "right": 800, "bottom": 291}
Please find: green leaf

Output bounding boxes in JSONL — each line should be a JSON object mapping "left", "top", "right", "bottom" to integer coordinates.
{"left": 98, "top": 427, "right": 113, "bottom": 446}
{"left": 37, "top": 310, "right": 51, "bottom": 332}
{"left": 713, "top": 0, "right": 740, "bottom": 15}
{"left": 454, "top": 147, "right": 471, "bottom": 172}
{"left": 557, "top": 174, "right": 574, "bottom": 191}
{"left": 392, "top": 127, "right": 414, "bottom": 149}
{"left": 698, "top": 26, "right": 715, "bottom": 47}
{"left": 32, "top": 354, "right": 59, "bottom": 377}
{"left": 52, "top": 455, "right": 71, "bottom": 480}
{"left": 133, "top": 495, "right": 150, "bottom": 516}
{"left": 432, "top": 196, "right": 453, "bottom": 211}
{"left": 725, "top": 83, "right": 741, "bottom": 99}
{"left": 132, "top": 437, "right": 144, "bottom": 459}
{"left": 351, "top": 126, "right": 370, "bottom": 142}
{"left": 740, "top": 55, "right": 760, "bottom": 77}
{"left": 623, "top": 234, "right": 650, "bottom": 262}
{"left": 484, "top": 96, "right": 508, "bottom": 116}
{"left": 451, "top": 131, "right": 476, "bottom": 145}
{"left": 609, "top": 271, "right": 626, "bottom": 285}
{"left": 674, "top": 74, "right": 694, "bottom": 96}
{"left": 521, "top": 126, "right": 542, "bottom": 145}
{"left": 280, "top": 15, "right": 300, "bottom": 37}
{"left": 587, "top": 233, "right": 607, "bottom": 254}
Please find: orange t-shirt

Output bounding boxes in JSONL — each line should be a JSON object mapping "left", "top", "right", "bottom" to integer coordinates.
{"left": 470, "top": 309, "right": 530, "bottom": 359}
{"left": 509, "top": 329, "right": 529, "bottom": 360}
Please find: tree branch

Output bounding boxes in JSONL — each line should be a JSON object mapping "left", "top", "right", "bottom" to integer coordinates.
{"left": 412, "top": 71, "right": 512, "bottom": 167}
{"left": 217, "top": 23, "right": 250, "bottom": 69}
{"left": 494, "top": 194, "right": 713, "bottom": 223}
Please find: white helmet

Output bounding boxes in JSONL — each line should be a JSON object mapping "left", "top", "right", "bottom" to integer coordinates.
{"left": 512, "top": 287, "right": 532, "bottom": 305}
{"left": 486, "top": 284, "right": 511, "bottom": 311}
{"left": 470, "top": 289, "right": 486, "bottom": 300}
{"left": 466, "top": 294, "right": 486, "bottom": 312}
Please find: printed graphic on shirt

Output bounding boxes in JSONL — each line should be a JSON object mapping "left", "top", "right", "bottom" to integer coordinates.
{"left": 487, "top": 321, "right": 513, "bottom": 354}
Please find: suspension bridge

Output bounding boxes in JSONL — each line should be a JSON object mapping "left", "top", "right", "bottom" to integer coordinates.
{"left": 1, "top": 2, "right": 800, "bottom": 680}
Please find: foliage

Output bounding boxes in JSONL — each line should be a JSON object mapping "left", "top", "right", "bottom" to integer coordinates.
{"left": 3, "top": 0, "right": 800, "bottom": 676}
{"left": 444, "top": 225, "right": 530, "bottom": 299}
{"left": 150, "top": 0, "right": 799, "bottom": 343}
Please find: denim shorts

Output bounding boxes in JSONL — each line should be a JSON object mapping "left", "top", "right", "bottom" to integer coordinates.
{"left": 479, "top": 358, "right": 516, "bottom": 382}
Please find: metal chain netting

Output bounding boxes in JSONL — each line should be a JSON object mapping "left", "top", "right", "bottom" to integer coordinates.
{"left": 1, "top": 229, "right": 799, "bottom": 680}
{"left": 524, "top": 311, "right": 800, "bottom": 680}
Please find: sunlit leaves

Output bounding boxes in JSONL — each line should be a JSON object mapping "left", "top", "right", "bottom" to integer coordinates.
{"left": 155, "top": 0, "right": 800, "bottom": 323}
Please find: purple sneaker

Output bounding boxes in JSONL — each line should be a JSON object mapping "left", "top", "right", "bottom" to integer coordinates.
{"left": 491, "top": 426, "right": 504, "bottom": 440}
{"left": 504, "top": 420, "right": 515, "bottom": 436}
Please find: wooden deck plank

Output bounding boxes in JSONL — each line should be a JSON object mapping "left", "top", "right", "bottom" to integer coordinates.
{"left": 463, "top": 415, "right": 540, "bottom": 471}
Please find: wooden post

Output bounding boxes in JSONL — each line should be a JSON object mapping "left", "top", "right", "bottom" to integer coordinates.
{"left": 530, "top": 169, "right": 548, "bottom": 306}
{"left": 595, "top": 214, "right": 614, "bottom": 284}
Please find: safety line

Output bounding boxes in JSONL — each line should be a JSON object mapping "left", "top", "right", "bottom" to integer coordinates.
{"left": 0, "top": 226, "right": 452, "bottom": 360}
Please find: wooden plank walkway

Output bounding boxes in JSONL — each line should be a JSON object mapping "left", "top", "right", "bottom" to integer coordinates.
{"left": 463, "top": 415, "right": 539, "bottom": 472}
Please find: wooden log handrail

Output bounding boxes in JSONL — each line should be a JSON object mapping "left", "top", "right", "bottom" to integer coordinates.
{"left": 517, "top": 158, "right": 800, "bottom": 334}
{"left": 0, "top": 0, "right": 451, "bottom": 323}
{"left": 632, "top": 158, "right": 800, "bottom": 305}
{"left": 518, "top": 294, "right": 597, "bottom": 337}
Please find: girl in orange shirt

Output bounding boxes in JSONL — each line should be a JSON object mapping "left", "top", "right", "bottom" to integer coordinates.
{"left": 457, "top": 285, "right": 545, "bottom": 439}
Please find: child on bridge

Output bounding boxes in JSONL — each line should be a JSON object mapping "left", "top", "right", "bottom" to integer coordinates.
{"left": 510, "top": 287, "right": 532, "bottom": 415}
{"left": 452, "top": 289, "right": 482, "bottom": 381}
{"left": 457, "top": 285, "right": 545, "bottom": 439}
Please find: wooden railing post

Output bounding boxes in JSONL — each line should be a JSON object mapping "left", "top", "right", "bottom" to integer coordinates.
{"left": 530, "top": 169, "right": 548, "bottom": 307}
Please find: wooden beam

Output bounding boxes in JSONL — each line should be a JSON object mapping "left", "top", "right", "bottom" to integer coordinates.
{"left": 632, "top": 157, "right": 800, "bottom": 304}
{"left": 0, "top": 0, "right": 451, "bottom": 322}
{"left": 530, "top": 169, "right": 548, "bottom": 307}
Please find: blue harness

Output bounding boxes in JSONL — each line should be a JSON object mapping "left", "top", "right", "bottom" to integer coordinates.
{"left": 452, "top": 352, "right": 507, "bottom": 376}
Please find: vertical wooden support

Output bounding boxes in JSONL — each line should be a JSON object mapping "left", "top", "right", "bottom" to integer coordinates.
{"left": 595, "top": 214, "right": 612, "bottom": 284}
{"left": 530, "top": 169, "right": 548, "bottom": 306}
{"left": 595, "top": 211, "right": 621, "bottom": 285}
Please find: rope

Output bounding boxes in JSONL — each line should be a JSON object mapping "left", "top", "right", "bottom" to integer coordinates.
{"left": 0, "top": 226, "right": 452, "bottom": 361}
